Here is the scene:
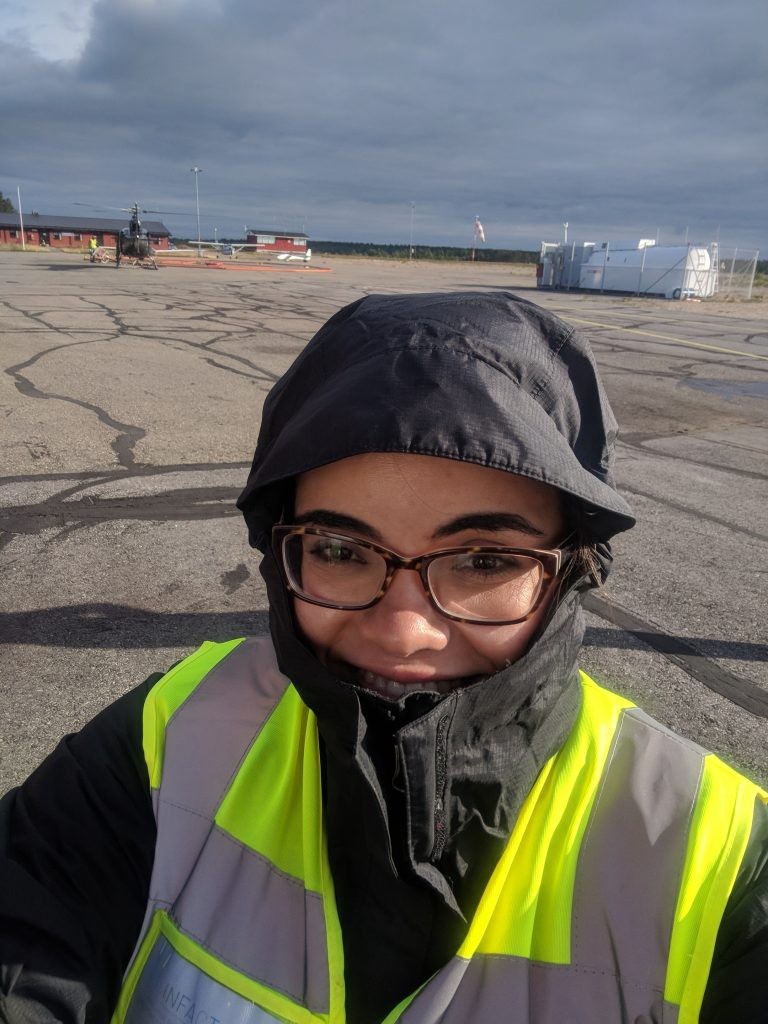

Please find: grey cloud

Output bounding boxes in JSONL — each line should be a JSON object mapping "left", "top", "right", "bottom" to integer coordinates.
{"left": 1, "top": 0, "right": 765, "bottom": 249}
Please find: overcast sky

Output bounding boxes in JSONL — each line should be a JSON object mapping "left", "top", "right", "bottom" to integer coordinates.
{"left": 1, "top": 0, "right": 765, "bottom": 250}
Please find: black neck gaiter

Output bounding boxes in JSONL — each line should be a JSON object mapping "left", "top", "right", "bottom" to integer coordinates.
{"left": 262, "top": 546, "right": 585, "bottom": 898}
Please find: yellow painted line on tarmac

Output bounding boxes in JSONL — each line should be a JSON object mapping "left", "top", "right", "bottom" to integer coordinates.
{"left": 549, "top": 303, "right": 751, "bottom": 331}
{"left": 564, "top": 315, "right": 768, "bottom": 362}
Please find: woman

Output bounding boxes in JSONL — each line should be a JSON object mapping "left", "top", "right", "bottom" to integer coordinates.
{"left": 1, "top": 291, "right": 766, "bottom": 1023}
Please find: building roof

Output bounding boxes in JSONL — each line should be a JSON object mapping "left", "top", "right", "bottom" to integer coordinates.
{"left": 0, "top": 213, "right": 171, "bottom": 236}
{"left": 246, "top": 229, "right": 309, "bottom": 239}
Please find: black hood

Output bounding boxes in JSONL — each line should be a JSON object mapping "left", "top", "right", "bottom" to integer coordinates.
{"left": 238, "top": 290, "right": 634, "bottom": 548}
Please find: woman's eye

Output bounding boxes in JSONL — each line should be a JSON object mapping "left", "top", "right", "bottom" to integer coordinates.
{"left": 453, "top": 553, "right": 522, "bottom": 576}
{"left": 470, "top": 555, "right": 508, "bottom": 572}
{"left": 310, "top": 541, "right": 354, "bottom": 562}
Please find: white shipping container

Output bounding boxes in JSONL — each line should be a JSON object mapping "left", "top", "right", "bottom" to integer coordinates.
{"left": 578, "top": 244, "right": 716, "bottom": 298}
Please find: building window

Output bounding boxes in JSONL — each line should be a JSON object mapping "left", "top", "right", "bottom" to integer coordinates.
{"left": 10, "top": 230, "right": 18, "bottom": 238}
{"left": 53, "top": 233, "right": 62, "bottom": 240}
{"left": 73, "top": 233, "right": 81, "bottom": 241}
{"left": 295, "top": 239, "right": 306, "bottom": 247}
{"left": 256, "top": 235, "right": 275, "bottom": 244}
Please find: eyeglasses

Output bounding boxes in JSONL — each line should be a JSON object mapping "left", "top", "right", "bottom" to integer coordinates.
{"left": 273, "top": 526, "right": 570, "bottom": 625}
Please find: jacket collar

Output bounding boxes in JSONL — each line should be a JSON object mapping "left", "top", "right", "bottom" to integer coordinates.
{"left": 262, "top": 549, "right": 583, "bottom": 915}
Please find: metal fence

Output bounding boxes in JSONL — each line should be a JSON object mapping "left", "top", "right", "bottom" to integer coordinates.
{"left": 713, "top": 246, "right": 760, "bottom": 299}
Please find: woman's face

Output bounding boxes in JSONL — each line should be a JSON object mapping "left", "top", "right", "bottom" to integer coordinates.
{"left": 292, "top": 453, "right": 566, "bottom": 699}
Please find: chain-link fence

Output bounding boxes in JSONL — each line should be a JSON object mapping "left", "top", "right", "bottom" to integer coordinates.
{"left": 713, "top": 246, "right": 760, "bottom": 299}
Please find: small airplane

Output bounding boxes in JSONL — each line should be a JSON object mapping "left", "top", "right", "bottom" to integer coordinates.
{"left": 187, "top": 240, "right": 312, "bottom": 263}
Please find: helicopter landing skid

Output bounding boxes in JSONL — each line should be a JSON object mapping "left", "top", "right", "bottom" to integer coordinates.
{"left": 127, "top": 256, "right": 158, "bottom": 270}
{"left": 98, "top": 249, "right": 158, "bottom": 269}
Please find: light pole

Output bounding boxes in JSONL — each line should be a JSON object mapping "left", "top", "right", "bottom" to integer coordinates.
{"left": 17, "top": 186, "right": 25, "bottom": 251}
{"left": 409, "top": 202, "right": 415, "bottom": 260}
{"left": 191, "top": 167, "right": 203, "bottom": 256}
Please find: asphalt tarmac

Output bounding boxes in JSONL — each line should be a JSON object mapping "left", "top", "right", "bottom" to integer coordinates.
{"left": 1, "top": 249, "right": 766, "bottom": 790}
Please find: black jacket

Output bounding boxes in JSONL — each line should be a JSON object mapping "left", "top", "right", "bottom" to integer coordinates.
{"left": 1, "top": 645, "right": 767, "bottom": 1024}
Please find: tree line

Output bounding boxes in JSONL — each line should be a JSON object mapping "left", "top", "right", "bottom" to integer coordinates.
{"left": 311, "top": 240, "right": 539, "bottom": 263}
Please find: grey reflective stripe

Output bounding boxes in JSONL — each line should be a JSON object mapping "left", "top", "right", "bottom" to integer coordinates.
{"left": 151, "top": 639, "right": 289, "bottom": 907}
{"left": 126, "top": 936, "right": 285, "bottom": 1024}
{"left": 398, "top": 706, "right": 704, "bottom": 1024}
{"left": 150, "top": 801, "right": 216, "bottom": 910}
{"left": 572, "top": 707, "right": 703, "bottom": 985}
{"left": 172, "top": 824, "right": 329, "bottom": 1012}
{"left": 162, "top": 639, "right": 289, "bottom": 818}
{"left": 398, "top": 954, "right": 679, "bottom": 1024}
{"left": 127, "top": 638, "right": 331, "bottom": 1014}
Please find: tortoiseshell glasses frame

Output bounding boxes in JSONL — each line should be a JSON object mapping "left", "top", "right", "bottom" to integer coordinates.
{"left": 272, "top": 525, "right": 570, "bottom": 625}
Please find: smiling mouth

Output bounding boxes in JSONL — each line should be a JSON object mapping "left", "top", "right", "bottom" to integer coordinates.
{"left": 358, "top": 670, "right": 465, "bottom": 700}
{"left": 322, "top": 653, "right": 477, "bottom": 700}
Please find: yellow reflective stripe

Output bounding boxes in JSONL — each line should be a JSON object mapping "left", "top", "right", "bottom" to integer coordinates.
{"left": 142, "top": 638, "right": 245, "bottom": 788}
{"left": 111, "top": 910, "right": 164, "bottom": 1023}
{"left": 463, "top": 675, "right": 634, "bottom": 962}
{"left": 381, "top": 979, "right": 430, "bottom": 1024}
{"left": 116, "top": 910, "right": 330, "bottom": 1024}
{"left": 666, "top": 757, "right": 767, "bottom": 1022}
{"left": 215, "top": 683, "right": 326, "bottom": 889}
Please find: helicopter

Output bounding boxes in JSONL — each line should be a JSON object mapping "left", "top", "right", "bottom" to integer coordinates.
{"left": 115, "top": 203, "right": 154, "bottom": 267}
{"left": 74, "top": 201, "right": 183, "bottom": 268}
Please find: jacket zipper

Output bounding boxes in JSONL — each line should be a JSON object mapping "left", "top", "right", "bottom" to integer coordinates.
{"left": 432, "top": 713, "right": 451, "bottom": 861}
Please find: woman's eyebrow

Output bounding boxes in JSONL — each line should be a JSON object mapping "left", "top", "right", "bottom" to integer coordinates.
{"left": 432, "top": 513, "right": 545, "bottom": 539}
{"left": 292, "top": 509, "right": 381, "bottom": 539}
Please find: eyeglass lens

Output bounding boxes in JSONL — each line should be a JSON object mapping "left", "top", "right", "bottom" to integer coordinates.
{"left": 282, "top": 533, "right": 545, "bottom": 622}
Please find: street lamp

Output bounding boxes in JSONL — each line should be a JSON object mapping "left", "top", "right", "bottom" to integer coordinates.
{"left": 191, "top": 167, "right": 203, "bottom": 256}
{"left": 409, "top": 202, "right": 415, "bottom": 260}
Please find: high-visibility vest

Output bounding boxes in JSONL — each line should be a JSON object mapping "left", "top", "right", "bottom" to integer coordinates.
{"left": 113, "top": 637, "right": 765, "bottom": 1024}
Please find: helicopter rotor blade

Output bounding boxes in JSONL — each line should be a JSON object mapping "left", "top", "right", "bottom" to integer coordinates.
{"left": 140, "top": 208, "right": 194, "bottom": 217}
{"left": 73, "top": 202, "right": 190, "bottom": 217}
{"left": 72, "top": 202, "right": 131, "bottom": 213}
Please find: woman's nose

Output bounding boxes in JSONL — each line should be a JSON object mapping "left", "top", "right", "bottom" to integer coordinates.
{"left": 358, "top": 568, "right": 449, "bottom": 656}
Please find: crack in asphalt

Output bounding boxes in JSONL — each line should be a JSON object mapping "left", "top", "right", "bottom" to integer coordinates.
{"left": 6, "top": 341, "right": 147, "bottom": 471}
{"left": 620, "top": 429, "right": 767, "bottom": 458}
{"left": 203, "top": 357, "right": 273, "bottom": 382}
{"left": 1, "top": 460, "right": 252, "bottom": 486}
{"left": 585, "top": 593, "right": 768, "bottom": 718}
{"left": 618, "top": 482, "right": 768, "bottom": 541}
{"left": 3, "top": 297, "right": 148, "bottom": 470}
{"left": 79, "top": 293, "right": 286, "bottom": 382}
{"left": 0, "top": 486, "right": 242, "bottom": 549}
{"left": 616, "top": 435, "right": 768, "bottom": 482}
{"left": 2, "top": 289, "right": 305, "bottom": 487}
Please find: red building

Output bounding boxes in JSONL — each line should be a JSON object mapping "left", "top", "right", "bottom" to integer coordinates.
{"left": 0, "top": 213, "right": 171, "bottom": 250}
{"left": 244, "top": 229, "right": 309, "bottom": 255}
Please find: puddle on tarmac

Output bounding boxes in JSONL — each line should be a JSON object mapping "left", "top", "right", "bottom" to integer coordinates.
{"left": 680, "top": 378, "right": 768, "bottom": 400}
